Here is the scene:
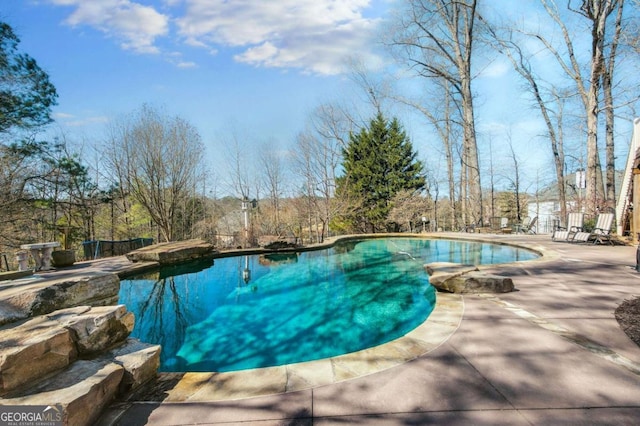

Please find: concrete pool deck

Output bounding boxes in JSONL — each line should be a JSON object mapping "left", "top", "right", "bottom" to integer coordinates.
{"left": 34, "top": 233, "right": 640, "bottom": 424}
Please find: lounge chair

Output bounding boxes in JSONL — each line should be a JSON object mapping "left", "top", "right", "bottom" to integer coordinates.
{"left": 552, "top": 213, "right": 584, "bottom": 242}
{"left": 521, "top": 216, "right": 537, "bottom": 234}
{"left": 461, "top": 219, "right": 482, "bottom": 233}
{"left": 572, "top": 212, "right": 615, "bottom": 245}
{"left": 500, "top": 217, "right": 511, "bottom": 233}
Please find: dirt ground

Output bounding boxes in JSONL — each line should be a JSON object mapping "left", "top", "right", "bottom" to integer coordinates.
{"left": 616, "top": 297, "right": 640, "bottom": 348}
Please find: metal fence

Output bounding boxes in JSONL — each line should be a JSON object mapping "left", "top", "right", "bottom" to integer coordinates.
{"left": 212, "top": 234, "right": 241, "bottom": 249}
{"left": 82, "top": 238, "right": 154, "bottom": 260}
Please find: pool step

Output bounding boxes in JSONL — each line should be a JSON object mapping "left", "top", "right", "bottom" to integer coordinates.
{"left": 0, "top": 311, "right": 77, "bottom": 395}
{"left": 0, "top": 305, "right": 134, "bottom": 397}
{"left": 0, "top": 302, "right": 160, "bottom": 426}
{"left": 1, "top": 359, "right": 124, "bottom": 426}
{"left": 0, "top": 339, "right": 159, "bottom": 426}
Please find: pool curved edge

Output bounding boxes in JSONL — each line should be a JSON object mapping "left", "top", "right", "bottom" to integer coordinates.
{"left": 160, "top": 291, "right": 464, "bottom": 402}
{"left": 196, "top": 232, "right": 552, "bottom": 267}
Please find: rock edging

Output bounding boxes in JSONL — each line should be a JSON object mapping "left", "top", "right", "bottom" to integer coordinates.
{"left": 126, "top": 239, "right": 215, "bottom": 265}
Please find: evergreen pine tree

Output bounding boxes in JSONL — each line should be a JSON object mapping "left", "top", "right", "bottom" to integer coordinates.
{"left": 335, "top": 113, "right": 425, "bottom": 233}
{"left": 0, "top": 22, "right": 58, "bottom": 133}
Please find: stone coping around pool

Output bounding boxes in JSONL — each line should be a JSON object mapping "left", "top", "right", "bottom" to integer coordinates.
{"left": 229, "top": 233, "right": 550, "bottom": 259}
{"left": 147, "top": 291, "right": 463, "bottom": 402}
{"left": 120, "top": 233, "right": 551, "bottom": 276}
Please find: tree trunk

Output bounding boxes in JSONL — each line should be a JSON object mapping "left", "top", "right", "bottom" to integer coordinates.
{"left": 462, "top": 84, "right": 482, "bottom": 224}
{"left": 603, "top": 0, "right": 624, "bottom": 210}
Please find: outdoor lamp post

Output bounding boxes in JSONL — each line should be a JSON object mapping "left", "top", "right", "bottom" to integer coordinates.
{"left": 576, "top": 168, "right": 586, "bottom": 211}
{"left": 422, "top": 216, "right": 427, "bottom": 233}
{"left": 241, "top": 197, "right": 249, "bottom": 247}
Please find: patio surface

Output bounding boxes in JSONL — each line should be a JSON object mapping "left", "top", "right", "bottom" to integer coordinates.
{"left": 50, "top": 233, "right": 640, "bottom": 424}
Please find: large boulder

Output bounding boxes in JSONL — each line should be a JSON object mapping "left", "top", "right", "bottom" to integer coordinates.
{"left": 436, "top": 271, "right": 514, "bottom": 293}
{"left": 425, "top": 262, "right": 478, "bottom": 287}
{"left": 425, "top": 262, "right": 515, "bottom": 293}
{"left": 0, "top": 273, "right": 120, "bottom": 326}
{"left": 126, "top": 239, "right": 215, "bottom": 265}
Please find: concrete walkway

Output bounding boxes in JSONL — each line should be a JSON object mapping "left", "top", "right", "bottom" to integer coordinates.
{"left": 91, "top": 234, "right": 640, "bottom": 425}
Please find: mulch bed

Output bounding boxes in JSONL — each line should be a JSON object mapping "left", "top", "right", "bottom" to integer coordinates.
{"left": 615, "top": 297, "right": 640, "bottom": 347}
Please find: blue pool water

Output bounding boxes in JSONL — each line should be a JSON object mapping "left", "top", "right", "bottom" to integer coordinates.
{"left": 119, "top": 238, "right": 537, "bottom": 372}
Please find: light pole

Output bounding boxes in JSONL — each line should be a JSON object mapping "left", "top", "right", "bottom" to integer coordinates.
{"left": 565, "top": 153, "right": 585, "bottom": 212}
{"left": 575, "top": 168, "right": 586, "bottom": 212}
{"left": 241, "top": 197, "right": 249, "bottom": 248}
{"left": 241, "top": 197, "right": 258, "bottom": 247}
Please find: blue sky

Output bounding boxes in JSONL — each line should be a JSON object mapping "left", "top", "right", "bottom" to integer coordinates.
{"left": 2, "top": 0, "right": 636, "bottom": 196}
{"left": 4, "top": 0, "right": 385, "bottom": 140}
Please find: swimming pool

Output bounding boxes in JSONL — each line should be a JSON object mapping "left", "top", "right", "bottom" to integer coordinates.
{"left": 119, "top": 238, "right": 537, "bottom": 373}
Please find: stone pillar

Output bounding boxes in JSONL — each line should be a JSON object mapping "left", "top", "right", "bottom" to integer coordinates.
{"left": 40, "top": 246, "right": 55, "bottom": 270}
{"left": 16, "top": 251, "right": 29, "bottom": 271}
{"left": 28, "top": 248, "right": 43, "bottom": 271}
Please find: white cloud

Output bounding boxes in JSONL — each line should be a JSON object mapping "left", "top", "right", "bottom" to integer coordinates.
{"left": 234, "top": 42, "right": 279, "bottom": 64}
{"left": 177, "top": 61, "right": 197, "bottom": 68}
{"left": 54, "top": 112, "right": 109, "bottom": 127}
{"left": 48, "top": 0, "right": 169, "bottom": 54}
{"left": 47, "top": 0, "right": 384, "bottom": 73}
{"left": 176, "top": 0, "right": 382, "bottom": 75}
{"left": 479, "top": 59, "right": 510, "bottom": 78}
{"left": 52, "top": 112, "right": 75, "bottom": 119}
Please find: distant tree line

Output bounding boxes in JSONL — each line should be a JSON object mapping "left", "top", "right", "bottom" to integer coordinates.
{"left": 1, "top": 0, "right": 638, "bottom": 260}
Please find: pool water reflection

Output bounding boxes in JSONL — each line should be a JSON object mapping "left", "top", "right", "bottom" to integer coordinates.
{"left": 118, "top": 238, "right": 537, "bottom": 372}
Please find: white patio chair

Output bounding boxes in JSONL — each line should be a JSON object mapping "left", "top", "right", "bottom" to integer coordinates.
{"left": 522, "top": 216, "right": 537, "bottom": 234}
{"left": 572, "top": 212, "right": 615, "bottom": 245}
{"left": 552, "top": 213, "right": 584, "bottom": 242}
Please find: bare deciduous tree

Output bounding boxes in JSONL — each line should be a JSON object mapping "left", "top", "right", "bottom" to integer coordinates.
{"left": 259, "top": 140, "right": 287, "bottom": 236}
{"left": 387, "top": 189, "right": 431, "bottom": 232}
{"left": 487, "top": 0, "right": 631, "bottom": 218}
{"left": 601, "top": 0, "right": 625, "bottom": 209}
{"left": 222, "top": 128, "right": 254, "bottom": 200}
{"left": 292, "top": 129, "right": 340, "bottom": 242}
{"left": 392, "top": 78, "right": 462, "bottom": 229}
{"left": 536, "top": 0, "right": 623, "bottom": 214}
{"left": 391, "top": 0, "right": 483, "bottom": 225}
{"left": 484, "top": 23, "right": 570, "bottom": 222}
{"left": 104, "top": 104, "right": 204, "bottom": 242}
{"left": 290, "top": 102, "right": 356, "bottom": 242}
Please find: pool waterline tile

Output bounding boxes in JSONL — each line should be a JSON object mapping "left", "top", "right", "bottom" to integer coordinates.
{"left": 167, "top": 292, "right": 463, "bottom": 401}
